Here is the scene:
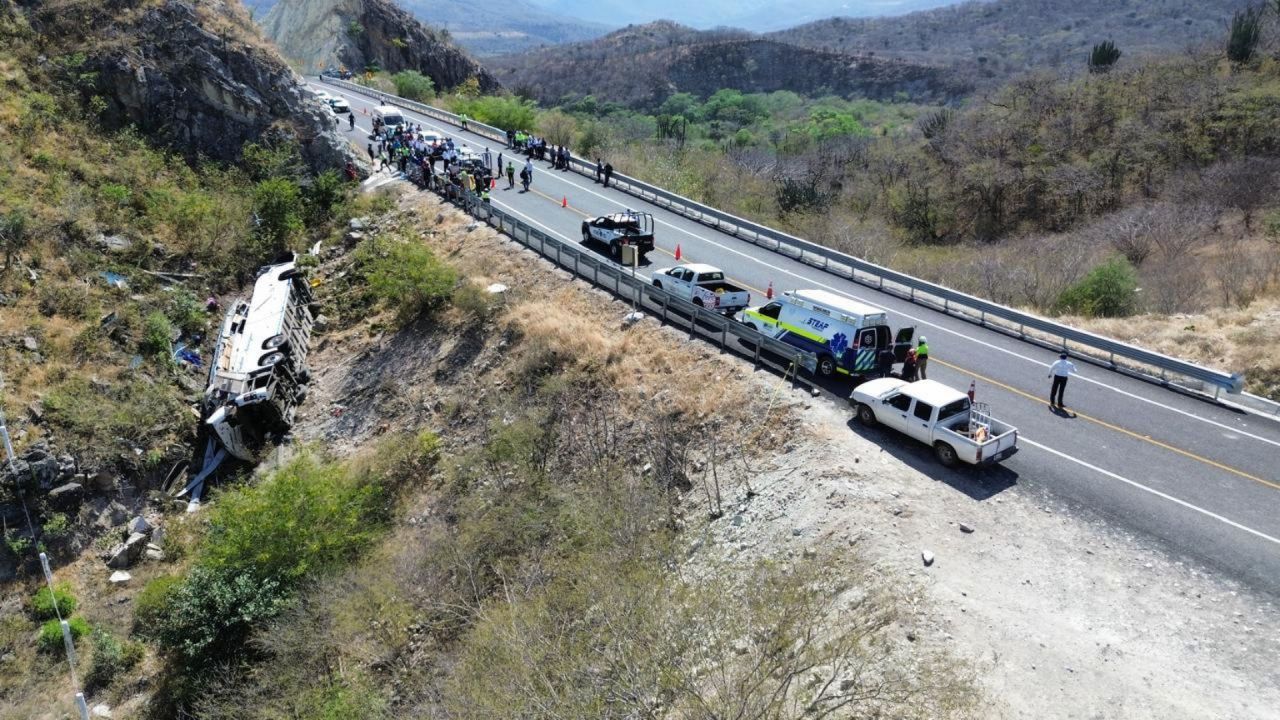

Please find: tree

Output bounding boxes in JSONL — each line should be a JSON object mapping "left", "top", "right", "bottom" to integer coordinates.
{"left": 252, "top": 178, "right": 304, "bottom": 255}
{"left": 1088, "top": 40, "right": 1122, "bottom": 74}
{"left": 1056, "top": 257, "right": 1139, "bottom": 317}
{"left": 391, "top": 70, "right": 434, "bottom": 102}
{"left": 1227, "top": 6, "right": 1263, "bottom": 64}
{"left": 537, "top": 109, "right": 578, "bottom": 147}
{"left": 0, "top": 209, "right": 30, "bottom": 274}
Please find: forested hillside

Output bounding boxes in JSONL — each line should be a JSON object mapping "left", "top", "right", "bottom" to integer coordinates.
{"left": 772, "top": 0, "right": 1255, "bottom": 81}
{"left": 487, "top": 21, "right": 969, "bottom": 107}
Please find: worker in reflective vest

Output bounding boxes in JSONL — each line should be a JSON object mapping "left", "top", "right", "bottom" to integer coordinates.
{"left": 916, "top": 336, "right": 930, "bottom": 380}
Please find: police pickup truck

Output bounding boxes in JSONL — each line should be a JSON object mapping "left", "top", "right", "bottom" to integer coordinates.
{"left": 740, "top": 289, "right": 914, "bottom": 379}
{"left": 650, "top": 263, "right": 751, "bottom": 314}
{"left": 581, "top": 210, "right": 654, "bottom": 262}
{"left": 850, "top": 379, "right": 1019, "bottom": 467}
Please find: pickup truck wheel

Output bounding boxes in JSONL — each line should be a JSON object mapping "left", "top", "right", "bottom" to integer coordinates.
{"left": 817, "top": 355, "right": 836, "bottom": 377}
{"left": 611, "top": 243, "right": 622, "bottom": 260}
{"left": 581, "top": 226, "right": 590, "bottom": 242}
{"left": 934, "top": 442, "right": 959, "bottom": 468}
{"left": 652, "top": 280, "right": 663, "bottom": 289}
{"left": 856, "top": 403, "right": 876, "bottom": 426}
{"left": 693, "top": 298, "right": 705, "bottom": 308}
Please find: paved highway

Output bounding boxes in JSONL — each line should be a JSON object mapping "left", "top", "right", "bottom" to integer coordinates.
{"left": 321, "top": 81, "right": 1280, "bottom": 596}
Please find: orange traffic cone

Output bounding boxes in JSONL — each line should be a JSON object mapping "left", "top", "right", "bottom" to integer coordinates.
{"left": 490, "top": 178, "right": 496, "bottom": 190}
{"left": 562, "top": 196, "right": 568, "bottom": 208}
{"left": 675, "top": 244, "right": 682, "bottom": 260}
{"left": 968, "top": 380, "right": 976, "bottom": 402}
{"left": 765, "top": 281, "right": 773, "bottom": 299}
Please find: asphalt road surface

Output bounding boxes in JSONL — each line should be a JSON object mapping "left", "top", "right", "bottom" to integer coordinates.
{"left": 320, "top": 81, "right": 1280, "bottom": 597}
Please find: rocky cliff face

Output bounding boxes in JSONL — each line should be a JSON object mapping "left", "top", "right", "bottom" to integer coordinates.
{"left": 19, "top": 0, "right": 354, "bottom": 171}
{"left": 262, "top": 0, "right": 499, "bottom": 92}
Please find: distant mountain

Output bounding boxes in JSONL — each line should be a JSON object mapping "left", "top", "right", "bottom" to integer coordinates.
{"left": 487, "top": 20, "right": 969, "bottom": 108}
{"left": 246, "top": 0, "right": 608, "bottom": 55}
{"left": 770, "top": 0, "right": 1256, "bottom": 78}
{"left": 526, "top": 0, "right": 963, "bottom": 31}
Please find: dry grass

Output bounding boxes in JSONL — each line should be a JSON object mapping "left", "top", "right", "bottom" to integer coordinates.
{"left": 1068, "top": 298, "right": 1280, "bottom": 399}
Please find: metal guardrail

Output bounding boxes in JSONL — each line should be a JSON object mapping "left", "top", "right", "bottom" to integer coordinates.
{"left": 324, "top": 77, "right": 1268, "bottom": 407}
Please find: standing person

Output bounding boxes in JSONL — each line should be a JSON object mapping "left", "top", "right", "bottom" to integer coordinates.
{"left": 348, "top": 113, "right": 355, "bottom": 131}
{"left": 915, "top": 336, "right": 929, "bottom": 380}
{"left": 877, "top": 346, "right": 896, "bottom": 379}
{"left": 367, "top": 143, "right": 376, "bottom": 162}
{"left": 563, "top": 147, "right": 572, "bottom": 171}
{"left": 524, "top": 158, "right": 534, "bottom": 185}
{"left": 1047, "top": 353, "right": 1078, "bottom": 410}
{"left": 378, "top": 149, "right": 391, "bottom": 172}
{"left": 901, "top": 348, "right": 918, "bottom": 382}
{"left": 460, "top": 113, "right": 470, "bottom": 131}
{"left": 595, "top": 159, "right": 603, "bottom": 183}
{"left": 497, "top": 152, "right": 504, "bottom": 179}
{"left": 603, "top": 162, "right": 614, "bottom": 188}
{"left": 506, "top": 161, "right": 515, "bottom": 189}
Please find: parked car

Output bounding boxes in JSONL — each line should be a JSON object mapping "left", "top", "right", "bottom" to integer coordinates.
{"left": 581, "top": 210, "right": 655, "bottom": 262}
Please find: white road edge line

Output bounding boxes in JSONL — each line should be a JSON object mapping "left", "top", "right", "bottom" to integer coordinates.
{"left": 1021, "top": 437, "right": 1280, "bottom": 547}
{"left": 325, "top": 83, "right": 1280, "bottom": 450}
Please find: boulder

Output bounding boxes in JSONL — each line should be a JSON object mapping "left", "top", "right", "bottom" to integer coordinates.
{"left": 95, "top": 233, "right": 133, "bottom": 253}
{"left": 108, "top": 570, "right": 132, "bottom": 585}
{"left": 127, "top": 516, "right": 153, "bottom": 536}
{"left": 106, "top": 532, "right": 148, "bottom": 569}
{"left": 91, "top": 704, "right": 113, "bottom": 719}
{"left": 21, "top": 336, "right": 38, "bottom": 352}
{"left": 26, "top": 402, "right": 43, "bottom": 424}
{"left": 46, "top": 483, "right": 84, "bottom": 508}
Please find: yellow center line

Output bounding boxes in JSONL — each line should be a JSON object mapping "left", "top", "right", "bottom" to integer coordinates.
{"left": 933, "top": 358, "right": 1280, "bottom": 492}
{"left": 498, "top": 174, "right": 1274, "bottom": 492}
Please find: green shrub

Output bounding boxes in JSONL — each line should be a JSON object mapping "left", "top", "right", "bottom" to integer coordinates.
{"left": 84, "top": 629, "right": 143, "bottom": 692}
{"left": 304, "top": 170, "right": 347, "bottom": 226}
{"left": 1056, "top": 257, "right": 1139, "bottom": 318}
{"left": 166, "top": 288, "right": 207, "bottom": 336}
{"left": 450, "top": 95, "right": 537, "bottom": 131}
{"left": 42, "top": 375, "right": 184, "bottom": 466}
{"left": 30, "top": 583, "right": 77, "bottom": 620}
{"left": 201, "top": 453, "right": 387, "bottom": 583}
{"left": 41, "top": 512, "right": 73, "bottom": 541}
{"left": 140, "top": 310, "right": 174, "bottom": 358}
{"left": 37, "top": 616, "right": 90, "bottom": 653}
{"left": 253, "top": 178, "right": 305, "bottom": 255}
{"left": 151, "top": 566, "right": 286, "bottom": 669}
{"left": 133, "top": 575, "right": 182, "bottom": 634}
{"left": 391, "top": 70, "right": 435, "bottom": 102}
{"left": 358, "top": 235, "right": 456, "bottom": 323}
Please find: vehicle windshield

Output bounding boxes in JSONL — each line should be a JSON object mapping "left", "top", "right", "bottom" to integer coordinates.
{"left": 383, "top": 114, "right": 404, "bottom": 126}
{"left": 938, "top": 398, "right": 971, "bottom": 423}
{"left": 700, "top": 271, "right": 724, "bottom": 282}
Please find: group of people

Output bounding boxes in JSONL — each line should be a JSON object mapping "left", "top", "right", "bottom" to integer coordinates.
{"left": 876, "top": 336, "right": 930, "bottom": 383}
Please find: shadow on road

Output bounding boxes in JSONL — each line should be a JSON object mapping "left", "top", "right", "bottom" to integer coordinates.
{"left": 843, "top": 418, "right": 1019, "bottom": 501}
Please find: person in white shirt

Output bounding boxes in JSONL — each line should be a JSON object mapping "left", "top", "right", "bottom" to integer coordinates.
{"left": 1047, "top": 353, "right": 1078, "bottom": 409}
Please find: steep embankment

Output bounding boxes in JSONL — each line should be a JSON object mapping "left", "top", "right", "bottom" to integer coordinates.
{"left": 20, "top": 0, "right": 354, "bottom": 170}
{"left": 488, "top": 20, "right": 968, "bottom": 108}
{"left": 261, "top": 0, "right": 499, "bottom": 91}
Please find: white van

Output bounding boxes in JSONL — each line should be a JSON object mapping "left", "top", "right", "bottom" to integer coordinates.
{"left": 740, "top": 289, "right": 914, "bottom": 378}
{"left": 374, "top": 105, "right": 406, "bottom": 135}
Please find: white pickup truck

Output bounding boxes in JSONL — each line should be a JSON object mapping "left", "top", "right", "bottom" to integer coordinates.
{"left": 650, "top": 263, "right": 751, "bottom": 314}
{"left": 850, "top": 379, "right": 1018, "bottom": 467}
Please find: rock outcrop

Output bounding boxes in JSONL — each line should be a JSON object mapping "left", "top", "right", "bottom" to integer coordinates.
{"left": 19, "top": 0, "right": 355, "bottom": 171}
{"left": 262, "top": 0, "right": 499, "bottom": 92}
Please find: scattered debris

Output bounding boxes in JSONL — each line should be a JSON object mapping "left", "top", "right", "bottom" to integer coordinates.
{"left": 922, "top": 550, "right": 935, "bottom": 567}
{"left": 959, "top": 522, "right": 975, "bottom": 534}
{"left": 95, "top": 233, "right": 133, "bottom": 253}
{"left": 485, "top": 283, "right": 509, "bottom": 295}
{"left": 98, "top": 271, "right": 128, "bottom": 289}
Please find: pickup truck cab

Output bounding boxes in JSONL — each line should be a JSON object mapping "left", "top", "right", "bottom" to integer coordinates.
{"left": 582, "top": 210, "right": 655, "bottom": 262}
{"left": 850, "top": 379, "right": 1018, "bottom": 467}
{"left": 651, "top": 263, "right": 751, "bottom": 314}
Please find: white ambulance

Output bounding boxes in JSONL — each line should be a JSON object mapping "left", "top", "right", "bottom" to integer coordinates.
{"left": 740, "top": 289, "right": 914, "bottom": 378}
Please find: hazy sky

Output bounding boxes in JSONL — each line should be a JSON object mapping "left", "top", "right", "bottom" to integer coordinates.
{"left": 525, "top": 0, "right": 970, "bottom": 31}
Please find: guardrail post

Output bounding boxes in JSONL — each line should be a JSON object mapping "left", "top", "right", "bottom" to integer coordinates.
{"left": 661, "top": 298, "right": 668, "bottom": 324}
{"left": 573, "top": 252, "right": 579, "bottom": 277}
{"left": 721, "top": 321, "right": 728, "bottom": 351}
{"left": 910, "top": 287, "right": 916, "bottom": 301}
{"left": 689, "top": 308, "right": 698, "bottom": 339}
{"left": 944, "top": 298, "right": 949, "bottom": 312}
{"left": 593, "top": 262, "right": 599, "bottom": 286}
{"left": 753, "top": 339, "right": 762, "bottom": 369}
{"left": 1018, "top": 323, "right": 1025, "bottom": 338}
